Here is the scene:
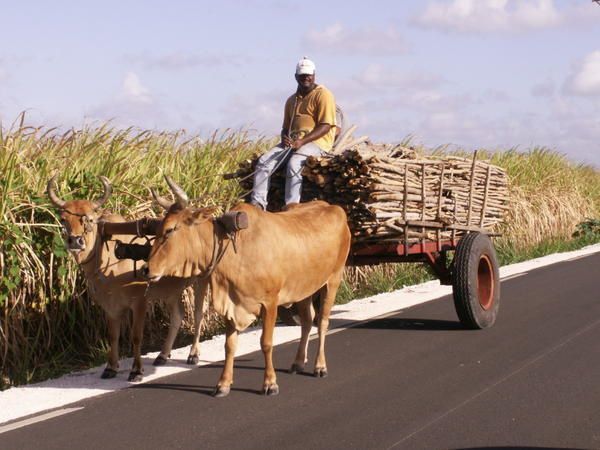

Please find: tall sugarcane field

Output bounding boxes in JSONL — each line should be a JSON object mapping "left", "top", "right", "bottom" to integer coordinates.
{"left": 1, "top": 118, "right": 599, "bottom": 389}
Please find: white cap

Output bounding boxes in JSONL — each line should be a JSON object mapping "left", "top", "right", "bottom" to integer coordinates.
{"left": 296, "top": 57, "right": 316, "bottom": 75}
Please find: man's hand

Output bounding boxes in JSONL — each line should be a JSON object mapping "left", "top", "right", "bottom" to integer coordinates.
{"left": 281, "top": 135, "right": 293, "bottom": 148}
{"left": 281, "top": 135, "right": 303, "bottom": 150}
{"left": 281, "top": 123, "right": 331, "bottom": 150}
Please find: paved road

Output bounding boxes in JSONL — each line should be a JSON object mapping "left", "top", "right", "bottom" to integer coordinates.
{"left": 2, "top": 253, "right": 599, "bottom": 450}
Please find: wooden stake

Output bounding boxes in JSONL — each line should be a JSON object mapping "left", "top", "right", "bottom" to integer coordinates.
{"left": 466, "top": 150, "right": 478, "bottom": 227}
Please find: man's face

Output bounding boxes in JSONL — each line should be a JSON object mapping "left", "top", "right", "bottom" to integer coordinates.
{"left": 295, "top": 73, "right": 315, "bottom": 89}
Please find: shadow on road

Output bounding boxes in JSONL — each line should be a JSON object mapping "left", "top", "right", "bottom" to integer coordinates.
{"left": 133, "top": 382, "right": 259, "bottom": 396}
{"left": 132, "top": 362, "right": 303, "bottom": 396}
{"left": 349, "top": 317, "right": 464, "bottom": 331}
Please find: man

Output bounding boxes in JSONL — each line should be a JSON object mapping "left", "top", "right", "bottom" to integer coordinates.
{"left": 250, "top": 57, "right": 337, "bottom": 210}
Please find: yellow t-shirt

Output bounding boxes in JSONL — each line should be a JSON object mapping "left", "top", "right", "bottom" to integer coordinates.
{"left": 282, "top": 85, "right": 337, "bottom": 151}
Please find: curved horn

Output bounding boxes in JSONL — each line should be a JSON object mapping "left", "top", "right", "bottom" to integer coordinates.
{"left": 93, "top": 176, "right": 112, "bottom": 209}
{"left": 150, "top": 187, "right": 174, "bottom": 211}
{"left": 164, "top": 175, "right": 189, "bottom": 209}
{"left": 47, "top": 175, "right": 66, "bottom": 209}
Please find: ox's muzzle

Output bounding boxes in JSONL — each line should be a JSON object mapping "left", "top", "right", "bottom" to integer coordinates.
{"left": 139, "top": 264, "right": 161, "bottom": 283}
{"left": 67, "top": 235, "right": 86, "bottom": 251}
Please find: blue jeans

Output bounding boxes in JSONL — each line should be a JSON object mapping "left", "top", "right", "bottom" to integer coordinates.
{"left": 250, "top": 142, "right": 324, "bottom": 209}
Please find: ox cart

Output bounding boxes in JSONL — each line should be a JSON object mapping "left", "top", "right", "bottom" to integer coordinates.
{"left": 101, "top": 146, "right": 507, "bottom": 331}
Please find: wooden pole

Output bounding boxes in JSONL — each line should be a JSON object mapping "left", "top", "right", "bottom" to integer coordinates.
{"left": 480, "top": 164, "right": 492, "bottom": 227}
{"left": 466, "top": 150, "right": 478, "bottom": 227}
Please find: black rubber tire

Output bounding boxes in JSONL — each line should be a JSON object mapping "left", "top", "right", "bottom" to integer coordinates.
{"left": 452, "top": 232, "right": 500, "bottom": 329}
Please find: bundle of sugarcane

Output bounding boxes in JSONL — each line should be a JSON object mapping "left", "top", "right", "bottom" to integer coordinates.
{"left": 301, "top": 148, "right": 509, "bottom": 242}
{"left": 225, "top": 141, "right": 509, "bottom": 243}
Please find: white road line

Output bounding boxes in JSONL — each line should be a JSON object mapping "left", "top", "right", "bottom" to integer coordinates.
{"left": 565, "top": 254, "right": 593, "bottom": 262}
{"left": 0, "top": 407, "right": 83, "bottom": 435}
{"left": 501, "top": 272, "right": 527, "bottom": 281}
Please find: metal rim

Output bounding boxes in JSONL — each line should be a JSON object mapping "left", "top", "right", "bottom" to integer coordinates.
{"left": 477, "top": 254, "right": 494, "bottom": 310}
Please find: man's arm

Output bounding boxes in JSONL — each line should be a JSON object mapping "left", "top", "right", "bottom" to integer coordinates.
{"left": 290, "top": 123, "right": 332, "bottom": 149}
{"left": 281, "top": 96, "right": 293, "bottom": 147}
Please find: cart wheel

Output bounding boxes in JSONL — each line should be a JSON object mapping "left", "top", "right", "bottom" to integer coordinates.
{"left": 452, "top": 232, "right": 500, "bottom": 329}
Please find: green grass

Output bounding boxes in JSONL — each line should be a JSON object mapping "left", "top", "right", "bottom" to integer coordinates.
{"left": 496, "top": 231, "right": 600, "bottom": 266}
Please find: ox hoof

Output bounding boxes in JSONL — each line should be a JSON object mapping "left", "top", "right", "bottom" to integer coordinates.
{"left": 213, "top": 386, "right": 231, "bottom": 398}
{"left": 314, "top": 368, "right": 328, "bottom": 378}
{"left": 100, "top": 368, "right": 118, "bottom": 379}
{"left": 186, "top": 355, "right": 199, "bottom": 365}
{"left": 262, "top": 384, "right": 279, "bottom": 396}
{"left": 289, "top": 364, "right": 304, "bottom": 374}
{"left": 153, "top": 355, "right": 168, "bottom": 366}
{"left": 127, "top": 370, "right": 143, "bottom": 382}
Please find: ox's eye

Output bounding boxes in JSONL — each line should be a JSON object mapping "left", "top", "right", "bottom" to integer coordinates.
{"left": 164, "top": 227, "right": 176, "bottom": 237}
{"left": 82, "top": 215, "right": 95, "bottom": 232}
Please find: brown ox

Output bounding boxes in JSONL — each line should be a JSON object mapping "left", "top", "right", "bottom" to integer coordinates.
{"left": 145, "top": 176, "right": 351, "bottom": 396}
{"left": 47, "top": 176, "right": 207, "bottom": 381}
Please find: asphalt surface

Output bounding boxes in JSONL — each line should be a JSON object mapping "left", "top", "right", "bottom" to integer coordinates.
{"left": 2, "top": 252, "right": 599, "bottom": 450}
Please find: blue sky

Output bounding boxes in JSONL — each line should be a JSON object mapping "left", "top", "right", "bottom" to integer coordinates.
{"left": 1, "top": 0, "right": 599, "bottom": 166}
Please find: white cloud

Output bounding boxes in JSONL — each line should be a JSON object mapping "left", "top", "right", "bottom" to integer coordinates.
{"left": 330, "top": 64, "right": 472, "bottom": 118}
{"left": 330, "top": 67, "right": 599, "bottom": 166}
{"left": 303, "top": 23, "right": 407, "bottom": 54}
{"left": 415, "top": 0, "right": 563, "bottom": 33}
{"left": 409, "top": 98, "right": 600, "bottom": 167}
{"left": 513, "top": 0, "right": 560, "bottom": 28}
{"left": 564, "top": 50, "right": 600, "bottom": 97}
{"left": 561, "top": 1, "right": 600, "bottom": 27}
{"left": 85, "top": 72, "right": 170, "bottom": 128}
{"left": 122, "top": 72, "right": 152, "bottom": 104}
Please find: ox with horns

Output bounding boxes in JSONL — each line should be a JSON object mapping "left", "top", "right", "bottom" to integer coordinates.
{"left": 47, "top": 175, "right": 207, "bottom": 381}
{"left": 145, "top": 176, "right": 351, "bottom": 397}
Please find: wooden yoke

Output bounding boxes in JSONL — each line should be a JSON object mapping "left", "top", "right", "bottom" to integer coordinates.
{"left": 98, "top": 217, "right": 162, "bottom": 239}
{"left": 98, "top": 217, "right": 163, "bottom": 262}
